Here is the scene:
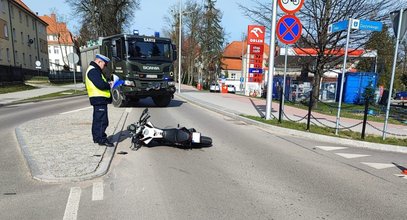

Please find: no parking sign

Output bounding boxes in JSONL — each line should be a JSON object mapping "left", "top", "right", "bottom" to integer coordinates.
{"left": 276, "top": 15, "right": 302, "bottom": 45}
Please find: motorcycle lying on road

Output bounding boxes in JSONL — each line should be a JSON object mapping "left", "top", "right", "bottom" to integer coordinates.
{"left": 127, "top": 108, "right": 212, "bottom": 150}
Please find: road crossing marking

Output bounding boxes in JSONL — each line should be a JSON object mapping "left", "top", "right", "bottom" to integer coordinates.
{"left": 60, "top": 106, "right": 92, "bottom": 115}
{"left": 335, "top": 153, "right": 370, "bottom": 159}
{"left": 315, "top": 146, "right": 348, "bottom": 151}
{"left": 361, "top": 162, "right": 396, "bottom": 170}
{"left": 92, "top": 181, "right": 104, "bottom": 201}
{"left": 63, "top": 187, "right": 81, "bottom": 220}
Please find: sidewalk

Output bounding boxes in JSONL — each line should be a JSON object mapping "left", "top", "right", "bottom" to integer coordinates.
{"left": 176, "top": 84, "right": 407, "bottom": 139}
{"left": 0, "top": 83, "right": 84, "bottom": 106}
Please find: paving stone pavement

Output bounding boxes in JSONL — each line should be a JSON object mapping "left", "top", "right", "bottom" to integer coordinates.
{"left": 16, "top": 105, "right": 129, "bottom": 182}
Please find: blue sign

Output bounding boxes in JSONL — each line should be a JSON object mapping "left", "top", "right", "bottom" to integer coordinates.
{"left": 358, "top": 20, "right": 383, "bottom": 32}
{"left": 328, "top": 20, "right": 348, "bottom": 33}
{"left": 240, "top": 77, "right": 244, "bottom": 82}
{"left": 249, "top": 68, "right": 263, "bottom": 74}
{"left": 276, "top": 15, "right": 302, "bottom": 45}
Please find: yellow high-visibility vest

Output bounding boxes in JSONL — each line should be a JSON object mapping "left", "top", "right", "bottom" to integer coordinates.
{"left": 85, "top": 65, "right": 111, "bottom": 98}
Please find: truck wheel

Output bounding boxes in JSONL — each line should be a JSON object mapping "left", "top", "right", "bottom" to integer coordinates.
{"left": 152, "top": 95, "right": 171, "bottom": 107}
{"left": 112, "top": 88, "right": 125, "bottom": 107}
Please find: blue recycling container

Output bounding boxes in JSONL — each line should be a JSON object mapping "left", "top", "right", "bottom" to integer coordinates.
{"left": 336, "top": 72, "right": 378, "bottom": 104}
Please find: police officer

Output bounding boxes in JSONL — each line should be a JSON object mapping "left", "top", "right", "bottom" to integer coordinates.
{"left": 85, "top": 54, "right": 114, "bottom": 147}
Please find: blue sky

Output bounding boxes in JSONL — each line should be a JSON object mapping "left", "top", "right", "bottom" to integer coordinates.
{"left": 23, "top": 0, "right": 256, "bottom": 43}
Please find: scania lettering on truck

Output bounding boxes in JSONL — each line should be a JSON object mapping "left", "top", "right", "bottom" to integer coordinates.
{"left": 80, "top": 34, "right": 177, "bottom": 107}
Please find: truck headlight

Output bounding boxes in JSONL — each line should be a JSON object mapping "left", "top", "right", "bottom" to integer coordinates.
{"left": 124, "top": 80, "right": 135, "bottom": 87}
{"left": 168, "top": 81, "right": 175, "bottom": 86}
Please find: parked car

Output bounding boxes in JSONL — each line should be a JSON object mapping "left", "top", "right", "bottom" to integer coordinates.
{"left": 209, "top": 83, "right": 220, "bottom": 92}
{"left": 395, "top": 91, "right": 407, "bottom": 100}
{"left": 227, "top": 85, "right": 236, "bottom": 93}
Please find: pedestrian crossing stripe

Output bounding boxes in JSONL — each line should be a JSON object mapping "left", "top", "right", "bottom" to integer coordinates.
{"left": 315, "top": 146, "right": 348, "bottom": 151}
{"left": 335, "top": 153, "right": 370, "bottom": 159}
{"left": 361, "top": 162, "right": 396, "bottom": 170}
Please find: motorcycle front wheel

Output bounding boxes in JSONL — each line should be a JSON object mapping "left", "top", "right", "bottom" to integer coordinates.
{"left": 199, "top": 136, "right": 212, "bottom": 147}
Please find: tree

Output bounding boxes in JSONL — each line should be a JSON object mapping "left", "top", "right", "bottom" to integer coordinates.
{"left": 239, "top": 0, "right": 400, "bottom": 107}
{"left": 65, "top": 0, "right": 140, "bottom": 44}
{"left": 357, "top": 25, "right": 395, "bottom": 87}
{"left": 163, "top": 0, "right": 224, "bottom": 87}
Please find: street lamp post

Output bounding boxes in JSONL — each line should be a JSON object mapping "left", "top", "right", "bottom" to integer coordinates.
{"left": 178, "top": 0, "right": 182, "bottom": 94}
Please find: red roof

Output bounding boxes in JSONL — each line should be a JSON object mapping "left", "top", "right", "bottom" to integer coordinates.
{"left": 293, "top": 48, "right": 365, "bottom": 57}
{"left": 222, "top": 41, "right": 274, "bottom": 70}
{"left": 39, "top": 14, "right": 73, "bottom": 45}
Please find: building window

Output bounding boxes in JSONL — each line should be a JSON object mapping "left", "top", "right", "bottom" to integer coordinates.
{"left": 54, "top": 47, "right": 59, "bottom": 54}
{"left": 29, "top": 54, "right": 32, "bottom": 66}
{"left": 55, "top": 59, "right": 59, "bottom": 65}
{"left": 6, "top": 48, "right": 10, "bottom": 62}
{"left": 48, "top": 46, "right": 52, "bottom": 54}
{"left": 0, "top": 0, "right": 3, "bottom": 14}
{"left": 32, "top": 19, "right": 35, "bottom": 30}
{"left": 23, "top": 53, "right": 25, "bottom": 66}
{"left": 3, "top": 24, "right": 7, "bottom": 38}
{"left": 0, "top": 47, "right": 2, "bottom": 61}
{"left": 15, "top": 51, "right": 18, "bottom": 65}
{"left": 12, "top": 28, "right": 16, "bottom": 42}
{"left": 26, "top": 15, "right": 29, "bottom": 27}
{"left": 19, "top": 10, "right": 22, "bottom": 23}
{"left": 21, "top": 32, "right": 23, "bottom": 45}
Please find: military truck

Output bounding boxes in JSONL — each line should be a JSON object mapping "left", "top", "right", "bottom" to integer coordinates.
{"left": 80, "top": 34, "right": 177, "bottom": 107}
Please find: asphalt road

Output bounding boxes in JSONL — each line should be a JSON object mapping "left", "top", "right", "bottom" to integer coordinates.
{"left": 1, "top": 96, "right": 407, "bottom": 219}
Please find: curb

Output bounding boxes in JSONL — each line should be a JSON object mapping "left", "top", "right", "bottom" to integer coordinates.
{"left": 176, "top": 93, "right": 407, "bottom": 154}
{"left": 15, "top": 107, "right": 129, "bottom": 183}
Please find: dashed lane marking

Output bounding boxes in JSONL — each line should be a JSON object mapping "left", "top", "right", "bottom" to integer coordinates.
{"left": 335, "top": 153, "right": 370, "bottom": 159}
{"left": 361, "top": 162, "right": 396, "bottom": 170}
{"left": 92, "top": 181, "right": 104, "bottom": 201}
{"left": 60, "top": 106, "right": 92, "bottom": 115}
{"left": 63, "top": 187, "right": 81, "bottom": 220}
{"left": 315, "top": 146, "right": 348, "bottom": 151}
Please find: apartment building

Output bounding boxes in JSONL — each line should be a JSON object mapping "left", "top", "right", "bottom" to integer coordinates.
{"left": 0, "top": 0, "right": 48, "bottom": 82}
{"left": 39, "top": 13, "right": 75, "bottom": 72}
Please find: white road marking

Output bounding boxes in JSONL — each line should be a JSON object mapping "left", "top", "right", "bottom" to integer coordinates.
{"left": 335, "top": 153, "right": 370, "bottom": 159}
{"left": 361, "top": 162, "right": 396, "bottom": 170}
{"left": 315, "top": 146, "right": 348, "bottom": 151}
{"left": 92, "top": 181, "right": 104, "bottom": 201}
{"left": 125, "top": 108, "right": 132, "bottom": 113}
{"left": 394, "top": 174, "right": 407, "bottom": 179}
{"left": 60, "top": 107, "right": 92, "bottom": 115}
{"left": 63, "top": 187, "right": 81, "bottom": 220}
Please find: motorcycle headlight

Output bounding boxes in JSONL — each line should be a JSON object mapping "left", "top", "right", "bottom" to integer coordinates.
{"left": 127, "top": 124, "right": 137, "bottom": 132}
{"left": 124, "top": 80, "right": 135, "bottom": 87}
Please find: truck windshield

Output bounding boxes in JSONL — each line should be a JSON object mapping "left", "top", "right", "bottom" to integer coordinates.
{"left": 128, "top": 40, "right": 172, "bottom": 61}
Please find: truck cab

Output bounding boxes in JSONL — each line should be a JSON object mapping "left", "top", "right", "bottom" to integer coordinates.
{"left": 81, "top": 34, "right": 177, "bottom": 107}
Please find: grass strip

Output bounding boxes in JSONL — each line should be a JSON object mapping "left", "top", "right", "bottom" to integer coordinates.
{"left": 243, "top": 115, "right": 407, "bottom": 147}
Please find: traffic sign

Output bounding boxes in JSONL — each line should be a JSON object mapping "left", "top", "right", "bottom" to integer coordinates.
{"left": 276, "top": 15, "right": 302, "bottom": 44}
{"left": 278, "top": 0, "right": 304, "bottom": 14}
{"left": 357, "top": 19, "right": 383, "bottom": 31}
{"left": 328, "top": 20, "right": 348, "bottom": 34}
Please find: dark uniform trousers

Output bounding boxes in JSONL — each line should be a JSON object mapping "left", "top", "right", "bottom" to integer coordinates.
{"left": 92, "top": 104, "right": 109, "bottom": 143}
